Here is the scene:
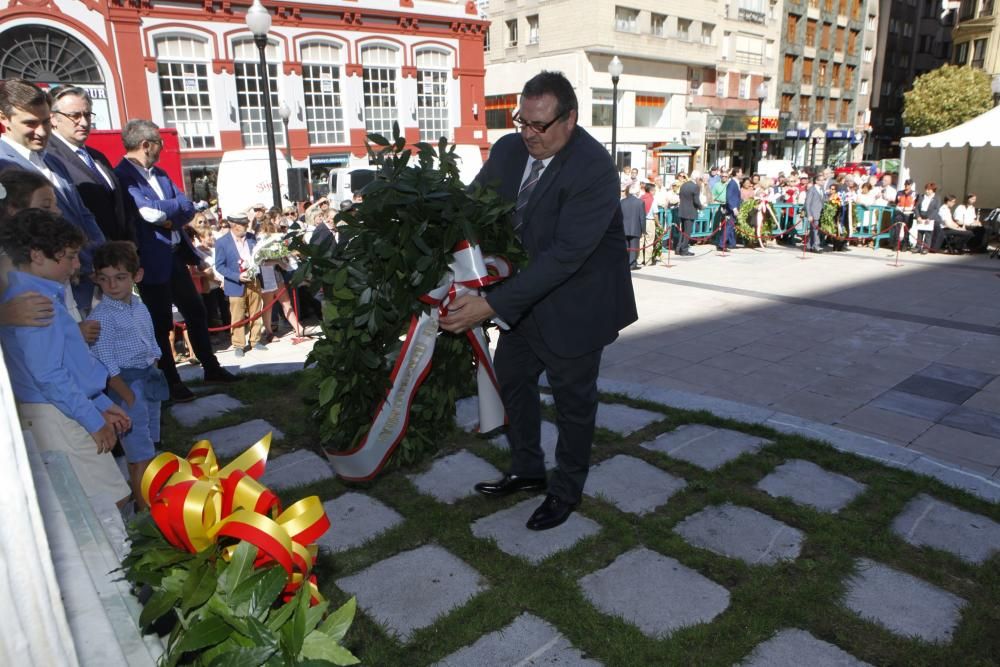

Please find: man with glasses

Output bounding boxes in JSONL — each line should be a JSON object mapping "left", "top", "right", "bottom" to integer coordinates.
{"left": 441, "top": 71, "right": 637, "bottom": 531}
{"left": 0, "top": 78, "right": 106, "bottom": 313}
{"left": 47, "top": 86, "right": 134, "bottom": 243}
{"left": 114, "top": 119, "right": 239, "bottom": 402}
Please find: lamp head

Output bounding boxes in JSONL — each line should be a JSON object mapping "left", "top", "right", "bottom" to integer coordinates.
{"left": 278, "top": 102, "right": 291, "bottom": 122}
{"left": 756, "top": 82, "right": 768, "bottom": 102}
{"left": 608, "top": 55, "right": 624, "bottom": 80}
{"left": 245, "top": 0, "right": 272, "bottom": 37}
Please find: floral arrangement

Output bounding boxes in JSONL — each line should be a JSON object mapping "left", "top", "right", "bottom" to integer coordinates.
{"left": 735, "top": 197, "right": 775, "bottom": 244}
{"left": 254, "top": 235, "right": 293, "bottom": 263}
{"left": 122, "top": 435, "right": 359, "bottom": 666}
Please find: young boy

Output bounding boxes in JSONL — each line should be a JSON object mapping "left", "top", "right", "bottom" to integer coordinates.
{"left": 87, "top": 241, "right": 166, "bottom": 509}
{"left": 0, "top": 209, "right": 131, "bottom": 507}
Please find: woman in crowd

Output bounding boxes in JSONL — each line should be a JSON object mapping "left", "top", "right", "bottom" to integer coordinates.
{"left": 953, "top": 193, "right": 985, "bottom": 252}
{"left": 740, "top": 177, "right": 755, "bottom": 203}
{"left": 256, "top": 219, "right": 306, "bottom": 343}
{"left": 936, "top": 195, "right": 973, "bottom": 253}
{"left": 910, "top": 182, "right": 940, "bottom": 254}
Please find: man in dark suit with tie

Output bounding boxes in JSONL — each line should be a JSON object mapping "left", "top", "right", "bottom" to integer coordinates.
{"left": 620, "top": 187, "right": 646, "bottom": 270}
{"left": 47, "top": 86, "right": 134, "bottom": 243}
{"left": 114, "top": 119, "right": 238, "bottom": 402}
{"left": 0, "top": 79, "right": 106, "bottom": 312}
{"left": 677, "top": 170, "right": 703, "bottom": 257}
{"left": 440, "top": 71, "right": 637, "bottom": 531}
{"left": 717, "top": 168, "right": 740, "bottom": 251}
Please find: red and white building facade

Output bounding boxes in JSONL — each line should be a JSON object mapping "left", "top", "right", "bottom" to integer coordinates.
{"left": 0, "top": 0, "right": 489, "bottom": 195}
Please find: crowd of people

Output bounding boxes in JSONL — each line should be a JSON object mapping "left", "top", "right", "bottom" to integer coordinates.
{"left": 619, "top": 164, "right": 991, "bottom": 262}
{"left": 0, "top": 78, "right": 352, "bottom": 513}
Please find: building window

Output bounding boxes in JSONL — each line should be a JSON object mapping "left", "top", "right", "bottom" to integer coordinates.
{"left": 821, "top": 23, "right": 831, "bottom": 50}
{"left": 799, "top": 96, "right": 810, "bottom": 119}
{"left": 233, "top": 39, "right": 283, "bottom": 148}
{"left": 717, "top": 71, "right": 728, "bottom": 97}
{"left": 818, "top": 61, "right": 828, "bottom": 86}
{"left": 739, "top": 73, "right": 750, "bottom": 99}
{"left": 834, "top": 27, "right": 845, "bottom": 51}
{"left": 527, "top": 15, "right": 539, "bottom": 44}
{"left": 918, "top": 35, "right": 933, "bottom": 53}
{"left": 154, "top": 36, "right": 215, "bottom": 150}
{"left": 301, "top": 43, "right": 346, "bottom": 146}
{"left": 652, "top": 13, "right": 667, "bottom": 37}
{"left": 484, "top": 28, "right": 490, "bottom": 52}
{"left": 416, "top": 50, "right": 450, "bottom": 142}
{"left": 615, "top": 6, "right": 639, "bottom": 32}
{"left": 361, "top": 45, "right": 399, "bottom": 137}
{"left": 485, "top": 93, "right": 516, "bottom": 129}
{"left": 844, "top": 65, "right": 855, "bottom": 88}
{"left": 983, "top": 0, "right": 995, "bottom": 15}
{"left": 635, "top": 94, "right": 666, "bottom": 127}
{"left": 781, "top": 93, "right": 793, "bottom": 112}
{"left": 831, "top": 62, "right": 841, "bottom": 87}
{"left": 841, "top": 100, "right": 851, "bottom": 123}
{"left": 902, "top": 22, "right": 914, "bottom": 38}
{"left": 784, "top": 55, "right": 795, "bottom": 82}
{"left": 867, "top": 14, "right": 877, "bottom": 30}
{"left": 806, "top": 19, "right": 817, "bottom": 45}
{"left": 678, "top": 18, "right": 692, "bottom": 40}
{"left": 828, "top": 101, "right": 837, "bottom": 123}
{"left": 954, "top": 41, "right": 969, "bottom": 65}
{"left": 592, "top": 89, "right": 616, "bottom": 126}
{"left": 702, "top": 23, "right": 715, "bottom": 44}
{"left": 734, "top": 34, "right": 764, "bottom": 64}
{"left": 972, "top": 38, "right": 987, "bottom": 67}
{"left": 506, "top": 19, "right": 518, "bottom": 46}
{"left": 848, "top": 30, "right": 859, "bottom": 55}
{"left": 814, "top": 97, "right": 825, "bottom": 122}
{"left": 787, "top": 14, "right": 799, "bottom": 42}
{"left": 959, "top": 0, "right": 975, "bottom": 19}
{"left": 863, "top": 47, "right": 874, "bottom": 63}
{"left": 803, "top": 58, "right": 814, "bottom": 85}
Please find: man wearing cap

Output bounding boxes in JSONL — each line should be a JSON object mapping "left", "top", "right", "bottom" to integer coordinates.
{"left": 114, "top": 119, "right": 240, "bottom": 401}
{"left": 214, "top": 214, "right": 266, "bottom": 357}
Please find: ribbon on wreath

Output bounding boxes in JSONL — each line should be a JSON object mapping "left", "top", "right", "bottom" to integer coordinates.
{"left": 140, "top": 433, "right": 330, "bottom": 604}
{"left": 327, "top": 241, "right": 513, "bottom": 481}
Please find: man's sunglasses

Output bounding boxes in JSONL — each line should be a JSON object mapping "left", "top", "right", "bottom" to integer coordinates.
{"left": 512, "top": 109, "right": 568, "bottom": 134}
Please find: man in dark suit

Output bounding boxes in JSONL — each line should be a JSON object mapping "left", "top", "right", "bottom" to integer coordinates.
{"left": 677, "top": 170, "right": 703, "bottom": 257}
{"left": 0, "top": 79, "right": 106, "bottom": 312}
{"left": 47, "top": 86, "right": 134, "bottom": 243}
{"left": 804, "top": 176, "right": 826, "bottom": 253}
{"left": 620, "top": 187, "right": 646, "bottom": 270}
{"left": 440, "top": 71, "right": 638, "bottom": 531}
{"left": 717, "top": 168, "right": 740, "bottom": 251}
{"left": 114, "top": 119, "right": 238, "bottom": 402}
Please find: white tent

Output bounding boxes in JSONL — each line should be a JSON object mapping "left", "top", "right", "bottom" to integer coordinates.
{"left": 900, "top": 105, "right": 1000, "bottom": 208}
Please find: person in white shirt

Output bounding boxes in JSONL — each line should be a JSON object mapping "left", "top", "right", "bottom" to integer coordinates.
{"left": 953, "top": 193, "right": 985, "bottom": 252}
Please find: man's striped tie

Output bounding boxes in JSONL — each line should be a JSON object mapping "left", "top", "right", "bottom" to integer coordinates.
{"left": 513, "top": 159, "right": 545, "bottom": 236}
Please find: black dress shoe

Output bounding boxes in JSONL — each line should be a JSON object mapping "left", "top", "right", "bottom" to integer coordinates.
{"left": 474, "top": 473, "right": 547, "bottom": 498}
{"left": 204, "top": 367, "right": 241, "bottom": 384}
{"left": 169, "top": 382, "right": 196, "bottom": 403}
{"left": 680, "top": 250, "right": 695, "bottom": 256}
{"left": 526, "top": 494, "right": 577, "bottom": 531}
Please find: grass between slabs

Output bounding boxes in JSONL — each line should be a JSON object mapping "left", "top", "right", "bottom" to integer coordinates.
{"left": 161, "top": 371, "right": 1000, "bottom": 667}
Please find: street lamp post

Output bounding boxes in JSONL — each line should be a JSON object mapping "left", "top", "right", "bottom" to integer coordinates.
{"left": 753, "top": 82, "right": 768, "bottom": 175}
{"left": 608, "top": 56, "right": 623, "bottom": 169}
{"left": 245, "top": 0, "right": 282, "bottom": 211}
{"left": 278, "top": 102, "right": 292, "bottom": 167}
{"left": 992, "top": 74, "right": 1000, "bottom": 107}
{"left": 707, "top": 115, "right": 723, "bottom": 169}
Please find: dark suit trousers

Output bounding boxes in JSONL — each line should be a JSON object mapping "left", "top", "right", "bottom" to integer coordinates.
{"left": 139, "top": 251, "right": 221, "bottom": 386}
{"left": 494, "top": 314, "right": 603, "bottom": 505}
{"left": 626, "top": 237, "right": 640, "bottom": 267}
{"left": 677, "top": 218, "right": 693, "bottom": 253}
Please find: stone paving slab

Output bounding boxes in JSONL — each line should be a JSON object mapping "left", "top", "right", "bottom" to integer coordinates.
{"left": 739, "top": 628, "right": 872, "bottom": 667}
{"left": 434, "top": 613, "right": 602, "bottom": 667}
{"left": 169, "top": 393, "right": 246, "bottom": 428}
{"left": 455, "top": 396, "right": 480, "bottom": 432}
{"left": 471, "top": 497, "right": 601, "bottom": 564}
{"left": 843, "top": 558, "right": 966, "bottom": 643}
{"left": 756, "top": 459, "right": 867, "bottom": 513}
{"left": 579, "top": 547, "right": 730, "bottom": 639}
{"left": 674, "top": 503, "right": 804, "bottom": 565}
{"left": 317, "top": 492, "right": 404, "bottom": 553}
{"left": 641, "top": 424, "right": 772, "bottom": 471}
{"left": 584, "top": 455, "right": 687, "bottom": 515}
{"left": 894, "top": 375, "right": 979, "bottom": 405}
{"left": 540, "top": 395, "right": 663, "bottom": 435}
{"left": 891, "top": 493, "right": 1000, "bottom": 564}
{"left": 940, "top": 406, "right": 1000, "bottom": 439}
{"left": 918, "top": 363, "right": 996, "bottom": 389}
{"left": 195, "top": 418, "right": 284, "bottom": 458}
{"left": 869, "top": 390, "right": 956, "bottom": 422}
{"left": 408, "top": 450, "right": 501, "bottom": 504}
{"left": 336, "top": 544, "right": 488, "bottom": 643}
{"left": 259, "top": 449, "right": 334, "bottom": 491}
{"left": 490, "top": 421, "right": 559, "bottom": 470}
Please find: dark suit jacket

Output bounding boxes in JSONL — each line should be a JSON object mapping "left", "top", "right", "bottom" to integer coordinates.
{"left": 476, "top": 127, "right": 637, "bottom": 358}
{"left": 0, "top": 142, "right": 106, "bottom": 275}
{"left": 309, "top": 221, "right": 338, "bottom": 251}
{"left": 914, "top": 194, "right": 941, "bottom": 223}
{"left": 46, "top": 135, "right": 134, "bottom": 243}
{"left": 620, "top": 193, "right": 646, "bottom": 238}
{"left": 805, "top": 185, "right": 826, "bottom": 221}
{"left": 725, "top": 178, "right": 742, "bottom": 215}
{"left": 215, "top": 231, "right": 257, "bottom": 297}
{"left": 114, "top": 159, "right": 197, "bottom": 285}
{"left": 678, "top": 180, "right": 704, "bottom": 220}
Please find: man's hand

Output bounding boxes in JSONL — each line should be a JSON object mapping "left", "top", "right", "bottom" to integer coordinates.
{"left": 439, "top": 295, "right": 495, "bottom": 334}
{"left": 103, "top": 404, "right": 131, "bottom": 434}
{"left": 239, "top": 271, "right": 253, "bottom": 283}
{"left": 79, "top": 320, "right": 101, "bottom": 344}
{"left": 90, "top": 421, "right": 117, "bottom": 454}
{"left": 0, "top": 292, "right": 54, "bottom": 327}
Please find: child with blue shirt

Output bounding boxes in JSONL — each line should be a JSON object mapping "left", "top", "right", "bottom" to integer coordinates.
{"left": 0, "top": 209, "right": 131, "bottom": 506}
{"left": 87, "top": 241, "right": 167, "bottom": 509}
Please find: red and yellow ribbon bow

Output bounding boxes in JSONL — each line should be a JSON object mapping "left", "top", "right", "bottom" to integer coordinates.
{"left": 140, "top": 434, "right": 331, "bottom": 604}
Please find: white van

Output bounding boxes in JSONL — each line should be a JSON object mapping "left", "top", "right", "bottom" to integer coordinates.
{"left": 216, "top": 149, "right": 289, "bottom": 217}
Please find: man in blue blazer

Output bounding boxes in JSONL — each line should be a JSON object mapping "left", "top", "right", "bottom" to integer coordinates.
{"left": 441, "top": 72, "right": 638, "bottom": 531}
{"left": 718, "top": 167, "right": 740, "bottom": 250}
{"left": 114, "top": 119, "right": 238, "bottom": 401}
{"left": 214, "top": 214, "right": 265, "bottom": 357}
{"left": 0, "top": 79, "right": 105, "bottom": 312}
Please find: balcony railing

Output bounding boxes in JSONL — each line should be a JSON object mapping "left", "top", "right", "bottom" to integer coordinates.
{"left": 738, "top": 7, "right": 767, "bottom": 23}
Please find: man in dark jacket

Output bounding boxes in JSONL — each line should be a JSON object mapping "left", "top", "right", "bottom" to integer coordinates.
{"left": 718, "top": 168, "right": 740, "bottom": 250}
{"left": 620, "top": 188, "right": 646, "bottom": 269}
{"left": 804, "top": 176, "right": 826, "bottom": 252}
{"left": 677, "top": 170, "right": 703, "bottom": 257}
{"left": 440, "top": 71, "right": 637, "bottom": 531}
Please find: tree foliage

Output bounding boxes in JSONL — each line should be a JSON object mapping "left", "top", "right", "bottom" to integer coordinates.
{"left": 902, "top": 65, "right": 993, "bottom": 136}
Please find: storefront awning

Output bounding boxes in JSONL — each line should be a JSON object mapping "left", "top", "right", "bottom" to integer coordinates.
{"left": 653, "top": 143, "right": 697, "bottom": 153}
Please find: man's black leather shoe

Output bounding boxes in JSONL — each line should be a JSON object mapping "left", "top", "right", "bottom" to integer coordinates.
{"left": 474, "top": 474, "right": 547, "bottom": 498}
{"left": 169, "top": 382, "right": 195, "bottom": 403}
{"left": 526, "top": 494, "right": 577, "bottom": 531}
